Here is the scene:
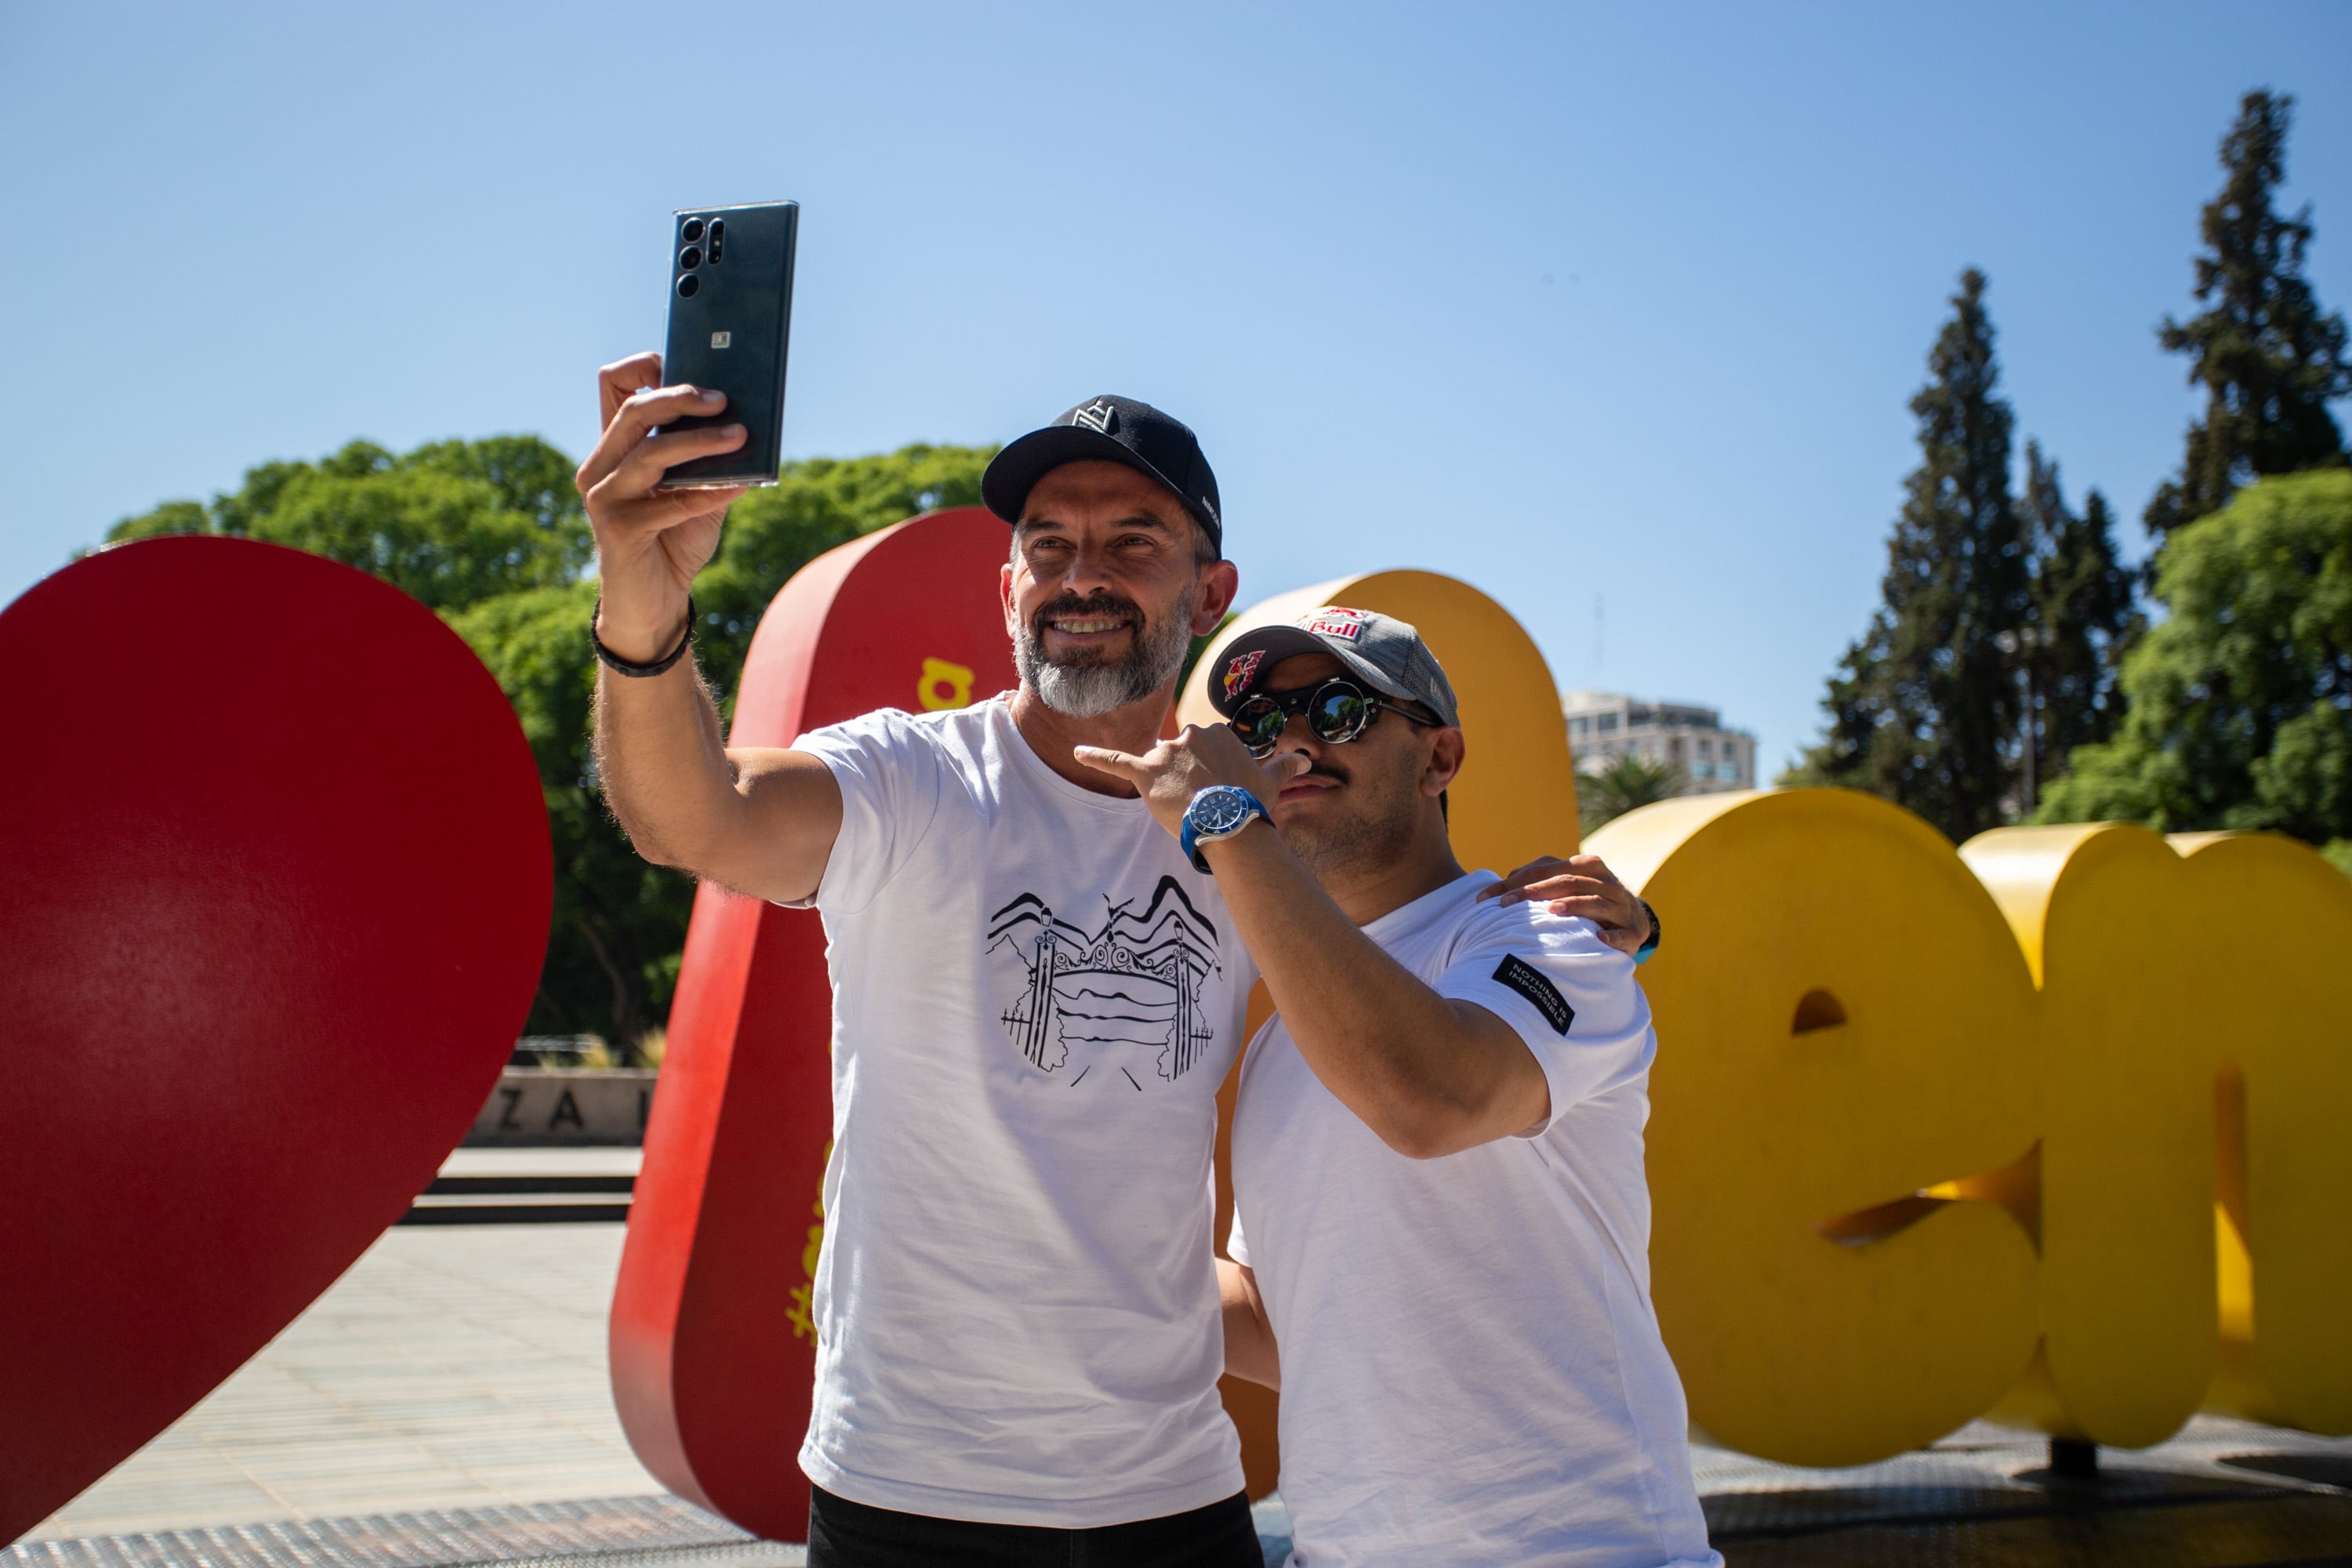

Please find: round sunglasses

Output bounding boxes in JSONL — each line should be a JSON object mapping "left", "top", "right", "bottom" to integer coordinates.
{"left": 1229, "top": 677, "right": 1439, "bottom": 759}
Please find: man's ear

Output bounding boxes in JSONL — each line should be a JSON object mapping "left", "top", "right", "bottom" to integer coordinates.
{"left": 1000, "top": 560, "right": 1020, "bottom": 641}
{"left": 1192, "top": 559, "right": 1240, "bottom": 633}
{"left": 1422, "top": 728, "right": 1467, "bottom": 798}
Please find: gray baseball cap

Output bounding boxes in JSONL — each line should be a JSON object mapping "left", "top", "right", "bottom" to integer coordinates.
{"left": 1203, "top": 606, "right": 1461, "bottom": 729}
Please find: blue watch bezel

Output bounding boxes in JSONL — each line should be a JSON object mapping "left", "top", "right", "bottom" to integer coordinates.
{"left": 1181, "top": 785, "right": 1269, "bottom": 874}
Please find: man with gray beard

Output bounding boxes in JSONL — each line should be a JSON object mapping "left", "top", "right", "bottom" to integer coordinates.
{"left": 579, "top": 369, "right": 1652, "bottom": 1566}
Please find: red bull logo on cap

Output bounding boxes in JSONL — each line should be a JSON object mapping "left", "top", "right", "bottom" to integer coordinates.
{"left": 1221, "top": 648, "right": 1266, "bottom": 699}
{"left": 1298, "top": 607, "right": 1368, "bottom": 641}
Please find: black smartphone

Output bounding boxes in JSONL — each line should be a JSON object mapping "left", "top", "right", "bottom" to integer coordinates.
{"left": 655, "top": 200, "right": 799, "bottom": 490}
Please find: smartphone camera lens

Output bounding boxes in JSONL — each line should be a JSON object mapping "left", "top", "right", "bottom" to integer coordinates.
{"left": 677, "top": 274, "right": 700, "bottom": 299}
{"left": 680, "top": 245, "right": 702, "bottom": 270}
{"left": 681, "top": 218, "right": 706, "bottom": 243}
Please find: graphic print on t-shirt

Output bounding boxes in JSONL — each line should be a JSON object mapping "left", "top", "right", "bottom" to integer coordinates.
{"left": 988, "top": 875, "right": 1221, "bottom": 1087}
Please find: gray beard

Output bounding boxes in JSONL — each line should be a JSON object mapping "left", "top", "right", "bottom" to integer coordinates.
{"left": 1014, "top": 588, "right": 1196, "bottom": 720}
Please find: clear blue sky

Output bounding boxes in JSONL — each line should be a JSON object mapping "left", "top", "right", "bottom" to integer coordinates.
{"left": 4, "top": 2, "right": 2347, "bottom": 773}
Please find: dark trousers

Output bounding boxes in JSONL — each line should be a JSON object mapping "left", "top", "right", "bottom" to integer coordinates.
{"left": 806, "top": 1485, "right": 1265, "bottom": 1568}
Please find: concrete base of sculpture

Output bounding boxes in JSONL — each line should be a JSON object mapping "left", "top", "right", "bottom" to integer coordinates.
{"left": 466, "top": 1069, "right": 656, "bottom": 1146}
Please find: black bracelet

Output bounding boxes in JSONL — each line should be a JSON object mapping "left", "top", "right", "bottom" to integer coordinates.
{"left": 1635, "top": 898, "right": 1663, "bottom": 965}
{"left": 592, "top": 597, "right": 695, "bottom": 678}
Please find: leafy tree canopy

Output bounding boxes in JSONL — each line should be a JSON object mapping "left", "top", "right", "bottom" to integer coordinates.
{"left": 2145, "top": 90, "right": 2350, "bottom": 539}
{"left": 107, "top": 436, "right": 592, "bottom": 610}
{"left": 2039, "top": 470, "right": 2352, "bottom": 847}
{"left": 694, "top": 444, "right": 998, "bottom": 709}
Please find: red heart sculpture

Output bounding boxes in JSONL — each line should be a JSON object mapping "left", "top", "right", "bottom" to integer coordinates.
{"left": 0, "top": 537, "right": 551, "bottom": 1542}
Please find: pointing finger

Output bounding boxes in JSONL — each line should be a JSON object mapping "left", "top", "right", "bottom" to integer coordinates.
{"left": 1072, "top": 746, "right": 1144, "bottom": 780}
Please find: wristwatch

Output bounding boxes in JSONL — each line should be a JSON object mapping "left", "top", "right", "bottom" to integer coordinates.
{"left": 1634, "top": 898, "right": 1663, "bottom": 966}
{"left": 1180, "top": 785, "right": 1271, "bottom": 874}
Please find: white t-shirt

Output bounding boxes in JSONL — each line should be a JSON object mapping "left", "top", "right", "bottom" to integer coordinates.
{"left": 791, "top": 698, "right": 1254, "bottom": 1526}
{"left": 1229, "top": 872, "right": 1719, "bottom": 1568}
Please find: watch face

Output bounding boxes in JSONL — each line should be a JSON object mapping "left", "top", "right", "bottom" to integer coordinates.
{"left": 1193, "top": 786, "right": 1252, "bottom": 835}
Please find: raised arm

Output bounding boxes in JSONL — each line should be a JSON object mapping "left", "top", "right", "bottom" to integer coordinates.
{"left": 1076, "top": 728, "right": 1551, "bottom": 1160}
{"left": 1196, "top": 822, "right": 1548, "bottom": 1158}
{"left": 579, "top": 353, "right": 843, "bottom": 903}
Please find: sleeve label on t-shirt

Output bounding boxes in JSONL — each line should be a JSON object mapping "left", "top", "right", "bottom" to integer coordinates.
{"left": 1493, "top": 953, "right": 1575, "bottom": 1036}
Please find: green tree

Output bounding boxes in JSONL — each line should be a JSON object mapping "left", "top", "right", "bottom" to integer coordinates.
{"left": 108, "top": 436, "right": 590, "bottom": 608}
{"left": 1791, "top": 270, "right": 2031, "bottom": 841}
{"left": 1577, "top": 753, "right": 1683, "bottom": 833}
{"left": 408, "top": 434, "right": 595, "bottom": 535}
{"left": 2038, "top": 470, "right": 2352, "bottom": 846}
{"left": 2019, "top": 444, "right": 2140, "bottom": 797}
{"left": 2143, "top": 91, "right": 2350, "bottom": 542}
{"left": 103, "top": 435, "right": 999, "bottom": 1054}
{"left": 692, "top": 444, "right": 997, "bottom": 712}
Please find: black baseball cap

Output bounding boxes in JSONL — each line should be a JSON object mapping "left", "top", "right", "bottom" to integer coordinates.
{"left": 982, "top": 395, "right": 1223, "bottom": 554}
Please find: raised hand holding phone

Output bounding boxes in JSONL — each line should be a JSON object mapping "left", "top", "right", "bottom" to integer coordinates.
{"left": 575, "top": 355, "right": 742, "bottom": 663}
{"left": 575, "top": 200, "right": 798, "bottom": 663}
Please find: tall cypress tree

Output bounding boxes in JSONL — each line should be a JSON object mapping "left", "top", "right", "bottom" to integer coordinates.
{"left": 1795, "top": 270, "right": 2031, "bottom": 841}
{"left": 2019, "top": 445, "right": 2140, "bottom": 795}
{"left": 2144, "top": 90, "right": 2351, "bottom": 539}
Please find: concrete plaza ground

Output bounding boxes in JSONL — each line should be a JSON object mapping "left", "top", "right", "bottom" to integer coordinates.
{"left": 14, "top": 1169, "right": 2352, "bottom": 1566}
{"left": 19, "top": 1218, "right": 659, "bottom": 1541}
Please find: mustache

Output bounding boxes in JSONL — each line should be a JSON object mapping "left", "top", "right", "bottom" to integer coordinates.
{"left": 1029, "top": 590, "right": 1144, "bottom": 638}
{"left": 1274, "top": 752, "right": 1349, "bottom": 786}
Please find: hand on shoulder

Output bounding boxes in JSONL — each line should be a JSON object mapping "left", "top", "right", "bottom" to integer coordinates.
{"left": 1479, "top": 853, "right": 1653, "bottom": 957}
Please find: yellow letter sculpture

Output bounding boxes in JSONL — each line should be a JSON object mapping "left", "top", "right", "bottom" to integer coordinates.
{"left": 1962, "top": 825, "right": 2352, "bottom": 1443}
{"left": 1183, "top": 566, "right": 2352, "bottom": 1469}
{"left": 1587, "top": 789, "right": 2042, "bottom": 1466}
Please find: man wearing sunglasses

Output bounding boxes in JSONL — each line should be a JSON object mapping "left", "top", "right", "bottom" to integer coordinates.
{"left": 581, "top": 365, "right": 1656, "bottom": 1566}
{"left": 1077, "top": 610, "right": 1718, "bottom": 1568}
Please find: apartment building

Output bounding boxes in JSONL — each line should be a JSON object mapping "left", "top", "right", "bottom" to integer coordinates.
{"left": 1562, "top": 689, "right": 1755, "bottom": 794}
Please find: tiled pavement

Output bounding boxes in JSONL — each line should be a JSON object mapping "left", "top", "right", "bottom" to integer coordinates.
{"left": 17, "top": 1171, "right": 2352, "bottom": 1564}
{"left": 20, "top": 1219, "right": 660, "bottom": 1543}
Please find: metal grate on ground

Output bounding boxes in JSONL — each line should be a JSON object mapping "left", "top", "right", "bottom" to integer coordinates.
{"left": 12, "top": 1471, "right": 2352, "bottom": 1568}
{"left": 0, "top": 1496, "right": 794, "bottom": 1568}
{"left": 1693, "top": 1416, "right": 2352, "bottom": 1565}
{"left": 5, "top": 1497, "right": 1302, "bottom": 1568}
